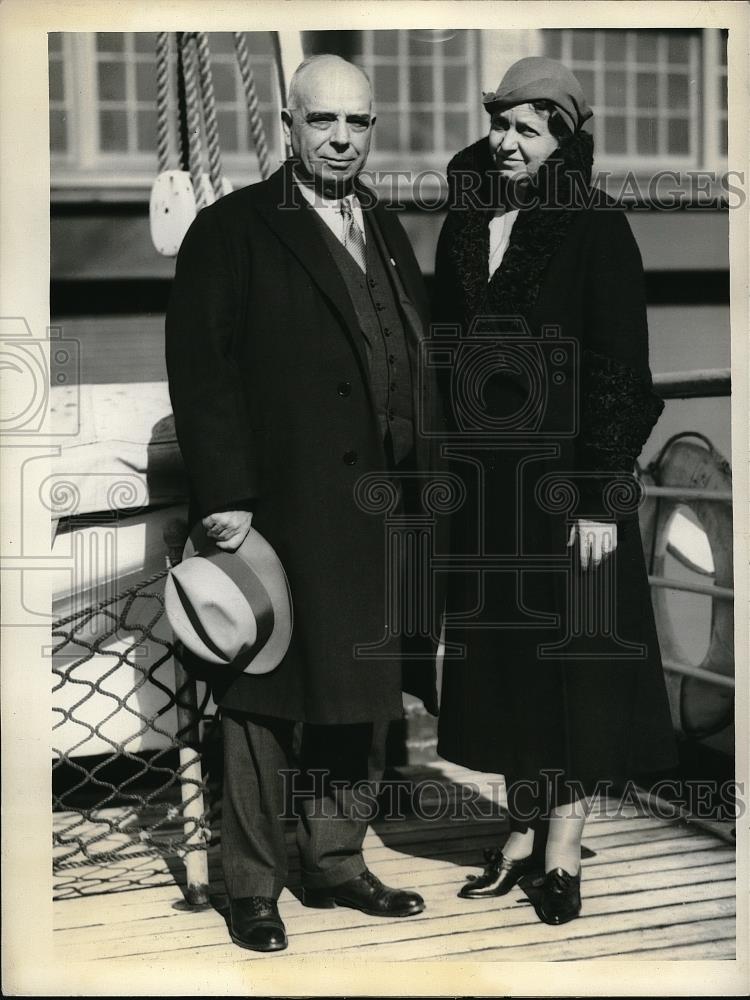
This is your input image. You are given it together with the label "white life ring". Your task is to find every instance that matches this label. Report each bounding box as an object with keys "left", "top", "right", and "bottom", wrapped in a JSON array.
[{"left": 640, "top": 436, "right": 733, "bottom": 739}]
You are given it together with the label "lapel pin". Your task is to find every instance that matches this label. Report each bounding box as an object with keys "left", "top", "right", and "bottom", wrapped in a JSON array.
[{"left": 390, "top": 257, "right": 397, "bottom": 267}]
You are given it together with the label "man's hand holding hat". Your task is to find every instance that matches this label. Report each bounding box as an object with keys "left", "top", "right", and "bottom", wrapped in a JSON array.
[{"left": 203, "top": 510, "right": 254, "bottom": 551}]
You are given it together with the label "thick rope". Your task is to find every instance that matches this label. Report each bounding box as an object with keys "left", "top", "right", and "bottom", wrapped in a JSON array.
[
  {"left": 155, "top": 32, "right": 172, "bottom": 173},
  {"left": 179, "top": 33, "right": 206, "bottom": 210},
  {"left": 195, "top": 32, "right": 225, "bottom": 199},
  {"left": 233, "top": 31, "right": 272, "bottom": 180}
]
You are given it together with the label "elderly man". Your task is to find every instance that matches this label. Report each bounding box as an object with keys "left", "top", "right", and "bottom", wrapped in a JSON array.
[{"left": 166, "top": 55, "right": 444, "bottom": 952}]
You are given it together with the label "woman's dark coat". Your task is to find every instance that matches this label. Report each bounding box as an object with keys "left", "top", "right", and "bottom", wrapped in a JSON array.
[
  {"left": 435, "top": 135, "right": 678, "bottom": 788},
  {"left": 166, "top": 161, "right": 444, "bottom": 725}
]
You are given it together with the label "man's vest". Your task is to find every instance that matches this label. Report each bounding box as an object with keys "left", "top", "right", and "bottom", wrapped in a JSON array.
[{"left": 314, "top": 212, "right": 414, "bottom": 466}]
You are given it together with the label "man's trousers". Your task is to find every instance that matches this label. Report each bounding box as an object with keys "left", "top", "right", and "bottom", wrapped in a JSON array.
[{"left": 221, "top": 710, "right": 389, "bottom": 900}]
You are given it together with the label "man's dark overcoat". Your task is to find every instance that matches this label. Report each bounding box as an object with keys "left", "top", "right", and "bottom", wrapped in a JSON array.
[
  {"left": 166, "top": 161, "right": 444, "bottom": 725},
  {"left": 434, "top": 135, "right": 678, "bottom": 788}
]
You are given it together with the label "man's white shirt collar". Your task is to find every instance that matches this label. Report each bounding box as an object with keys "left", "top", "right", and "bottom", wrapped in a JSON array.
[{"left": 294, "top": 175, "right": 366, "bottom": 247}]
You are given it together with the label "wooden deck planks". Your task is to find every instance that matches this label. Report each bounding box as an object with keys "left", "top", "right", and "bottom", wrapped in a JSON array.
[
  {"left": 53, "top": 772, "right": 736, "bottom": 963},
  {"left": 57, "top": 878, "right": 736, "bottom": 963},
  {"left": 53, "top": 860, "right": 736, "bottom": 947}
]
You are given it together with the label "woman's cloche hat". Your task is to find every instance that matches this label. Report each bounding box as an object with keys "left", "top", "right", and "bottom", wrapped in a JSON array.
[
  {"left": 164, "top": 522, "right": 293, "bottom": 675},
  {"left": 482, "top": 56, "right": 593, "bottom": 134}
]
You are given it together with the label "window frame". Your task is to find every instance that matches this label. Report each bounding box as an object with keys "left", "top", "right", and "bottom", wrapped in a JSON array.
[
  {"left": 547, "top": 28, "right": 702, "bottom": 172},
  {"left": 51, "top": 32, "right": 281, "bottom": 194},
  {"left": 50, "top": 28, "right": 730, "bottom": 202}
]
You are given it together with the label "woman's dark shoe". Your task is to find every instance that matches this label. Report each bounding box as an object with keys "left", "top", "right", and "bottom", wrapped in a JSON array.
[
  {"left": 229, "top": 896, "right": 288, "bottom": 951},
  {"left": 535, "top": 867, "right": 582, "bottom": 925},
  {"left": 459, "top": 847, "right": 540, "bottom": 899},
  {"left": 302, "top": 868, "right": 425, "bottom": 917}
]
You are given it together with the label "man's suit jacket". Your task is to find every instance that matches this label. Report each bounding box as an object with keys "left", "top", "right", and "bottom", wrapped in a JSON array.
[{"left": 166, "top": 160, "right": 446, "bottom": 724}]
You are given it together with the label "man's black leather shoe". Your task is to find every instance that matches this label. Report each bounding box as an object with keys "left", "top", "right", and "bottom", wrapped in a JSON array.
[
  {"left": 302, "top": 869, "right": 425, "bottom": 917},
  {"left": 459, "top": 847, "right": 541, "bottom": 899},
  {"left": 534, "top": 867, "right": 582, "bottom": 925},
  {"left": 229, "top": 896, "right": 288, "bottom": 951}
]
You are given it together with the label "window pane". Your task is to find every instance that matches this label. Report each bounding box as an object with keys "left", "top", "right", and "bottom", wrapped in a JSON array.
[
  {"left": 245, "top": 32, "right": 273, "bottom": 56},
  {"left": 49, "top": 109, "right": 67, "bottom": 152},
  {"left": 372, "top": 31, "right": 399, "bottom": 57},
  {"left": 373, "top": 63, "right": 400, "bottom": 105},
  {"left": 99, "top": 109, "right": 129, "bottom": 151},
  {"left": 133, "top": 32, "right": 157, "bottom": 54},
  {"left": 667, "top": 33, "right": 690, "bottom": 64},
  {"left": 719, "top": 118, "right": 728, "bottom": 156},
  {"left": 216, "top": 110, "right": 239, "bottom": 152},
  {"left": 211, "top": 62, "right": 237, "bottom": 103},
  {"left": 373, "top": 110, "right": 399, "bottom": 151},
  {"left": 135, "top": 61, "right": 157, "bottom": 102},
  {"left": 98, "top": 61, "right": 127, "bottom": 101},
  {"left": 719, "top": 29, "right": 727, "bottom": 66},
  {"left": 96, "top": 32, "right": 125, "bottom": 53},
  {"left": 410, "top": 110, "right": 434, "bottom": 151},
  {"left": 719, "top": 73, "right": 727, "bottom": 112},
  {"left": 574, "top": 70, "right": 595, "bottom": 103},
  {"left": 259, "top": 111, "right": 278, "bottom": 150},
  {"left": 49, "top": 60, "right": 64, "bottom": 100},
  {"left": 348, "top": 32, "right": 364, "bottom": 56},
  {"left": 604, "top": 70, "right": 626, "bottom": 108},
  {"left": 136, "top": 108, "right": 157, "bottom": 151},
  {"left": 443, "top": 64, "right": 468, "bottom": 105},
  {"left": 48, "top": 32, "right": 63, "bottom": 54},
  {"left": 635, "top": 31, "right": 658, "bottom": 62},
  {"left": 667, "top": 118, "right": 689, "bottom": 154},
  {"left": 667, "top": 73, "right": 689, "bottom": 108},
  {"left": 603, "top": 115, "right": 627, "bottom": 153},
  {"left": 409, "top": 64, "right": 433, "bottom": 105},
  {"left": 603, "top": 31, "right": 626, "bottom": 61},
  {"left": 442, "top": 31, "right": 467, "bottom": 57},
  {"left": 542, "top": 31, "right": 562, "bottom": 59},
  {"left": 409, "top": 30, "right": 442, "bottom": 57},
  {"left": 253, "top": 64, "right": 275, "bottom": 105},
  {"left": 636, "top": 72, "right": 658, "bottom": 108},
  {"left": 209, "top": 33, "right": 236, "bottom": 55},
  {"left": 571, "top": 30, "right": 595, "bottom": 61},
  {"left": 636, "top": 118, "right": 658, "bottom": 154},
  {"left": 444, "top": 110, "right": 470, "bottom": 152}
]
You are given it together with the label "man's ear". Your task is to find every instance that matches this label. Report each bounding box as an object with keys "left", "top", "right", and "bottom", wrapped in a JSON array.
[{"left": 281, "top": 108, "right": 293, "bottom": 149}]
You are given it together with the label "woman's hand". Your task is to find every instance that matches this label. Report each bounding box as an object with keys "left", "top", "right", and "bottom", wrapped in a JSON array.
[
  {"left": 202, "top": 510, "right": 253, "bottom": 551},
  {"left": 567, "top": 519, "right": 617, "bottom": 570}
]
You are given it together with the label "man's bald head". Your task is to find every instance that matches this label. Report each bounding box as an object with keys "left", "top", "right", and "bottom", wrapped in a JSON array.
[
  {"left": 287, "top": 55, "right": 372, "bottom": 113},
  {"left": 282, "top": 54, "right": 376, "bottom": 196}
]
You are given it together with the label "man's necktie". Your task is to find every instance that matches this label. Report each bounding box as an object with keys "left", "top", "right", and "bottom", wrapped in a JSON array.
[{"left": 339, "top": 198, "right": 367, "bottom": 273}]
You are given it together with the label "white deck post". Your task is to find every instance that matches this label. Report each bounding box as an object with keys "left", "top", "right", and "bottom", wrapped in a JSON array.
[{"left": 165, "top": 519, "right": 211, "bottom": 907}]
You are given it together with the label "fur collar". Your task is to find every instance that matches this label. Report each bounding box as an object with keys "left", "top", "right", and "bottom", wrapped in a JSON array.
[{"left": 445, "top": 131, "right": 599, "bottom": 324}]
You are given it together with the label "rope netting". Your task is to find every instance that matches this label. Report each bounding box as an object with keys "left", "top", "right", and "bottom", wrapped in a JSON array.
[{"left": 52, "top": 567, "right": 221, "bottom": 900}]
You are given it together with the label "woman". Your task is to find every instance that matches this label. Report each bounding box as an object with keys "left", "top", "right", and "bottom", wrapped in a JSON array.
[{"left": 435, "top": 57, "right": 678, "bottom": 925}]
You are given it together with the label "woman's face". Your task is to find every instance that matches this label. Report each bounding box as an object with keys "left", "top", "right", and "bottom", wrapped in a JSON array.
[{"left": 487, "top": 103, "right": 559, "bottom": 183}]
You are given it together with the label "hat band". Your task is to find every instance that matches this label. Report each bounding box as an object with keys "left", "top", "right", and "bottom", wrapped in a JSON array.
[
  {"left": 209, "top": 548, "right": 276, "bottom": 667},
  {"left": 178, "top": 547, "right": 276, "bottom": 667}
]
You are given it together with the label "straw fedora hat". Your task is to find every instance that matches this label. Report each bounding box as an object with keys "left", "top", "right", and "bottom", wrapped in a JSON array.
[{"left": 164, "top": 523, "right": 292, "bottom": 675}]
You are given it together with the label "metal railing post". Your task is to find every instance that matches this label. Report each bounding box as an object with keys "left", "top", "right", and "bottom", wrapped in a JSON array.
[{"left": 165, "top": 518, "right": 211, "bottom": 908}]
